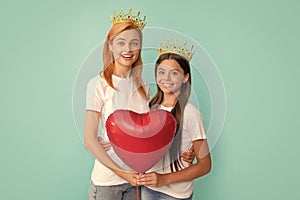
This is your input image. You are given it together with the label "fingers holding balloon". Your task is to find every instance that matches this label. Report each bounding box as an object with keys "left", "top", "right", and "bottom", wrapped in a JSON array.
[
  {"left": 137, "top": 172, "right": 165, "bottom": 187},
  {"left": 97, "top": 136, "right": 112, "bottom": 151},
  {"left": 181, "top": 145, "right": 195, "bottom": 164},
  {"left": 115, "top": 170, "right": 140, "bottom": 186}
]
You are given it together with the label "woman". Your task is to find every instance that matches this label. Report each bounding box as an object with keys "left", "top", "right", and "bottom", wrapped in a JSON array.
[
  {"left": 84, "top": 9, "right": 150, "bottom": 200},
  {"left": 138, "top": 40, "right": 212, "bottom": 199}
]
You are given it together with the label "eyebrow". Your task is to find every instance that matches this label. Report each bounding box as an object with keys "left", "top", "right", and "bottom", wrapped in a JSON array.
[
  {"left": 115, "top": 38, "right": 140, "bottom": 42},
  {"left": 116, "top": 38, "right": 126, "bottom": 41},
  {"left": 158, "top": 66, "right": 180, "bottom": 72},
  {"left": 157, "top": 66, "right": 166, "bottom": 71}
]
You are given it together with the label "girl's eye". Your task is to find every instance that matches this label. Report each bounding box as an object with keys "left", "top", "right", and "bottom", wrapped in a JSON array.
[
  {"left": 171, "top": 71, "right": 179, "bottom": 76},
  {"left": 158, "top": 71, "right": 164, "bottom": 75}
]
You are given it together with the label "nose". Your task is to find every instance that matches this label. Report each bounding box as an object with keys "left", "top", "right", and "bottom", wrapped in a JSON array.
[
  {"left": 123, "top": 43, "right": 131, "bottom": 52},
  {"left": 162, "top": 72, "right": 171, "bottom": 80}
]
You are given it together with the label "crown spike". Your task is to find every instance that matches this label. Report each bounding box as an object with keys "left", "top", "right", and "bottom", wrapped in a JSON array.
[
  {"left": 158, "top": 40, "right": 194, "bottom": 61},
  {"left": 111, "top": 8, "right": 146, "bottom": 29}
]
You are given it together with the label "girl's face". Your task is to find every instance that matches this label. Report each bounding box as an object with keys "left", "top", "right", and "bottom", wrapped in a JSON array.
[
  {"left": 109, "top": 29, "right": 141, "bottom": 68},
  {"left": 156, "top": 59, "right": 189, "bottom": 96}
]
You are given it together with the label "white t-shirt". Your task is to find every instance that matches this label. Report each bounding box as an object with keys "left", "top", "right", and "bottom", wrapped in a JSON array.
[
  {"left": 86, "top": 73, "right": 150, "bottom": 186},
  {"left": 146, "top": 102, "right": 207, "bottom": 198}
]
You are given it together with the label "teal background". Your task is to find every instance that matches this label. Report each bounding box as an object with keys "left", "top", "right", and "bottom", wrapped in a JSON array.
[{"left": 1, "top": 0, "right": 299, "bottom": 199}]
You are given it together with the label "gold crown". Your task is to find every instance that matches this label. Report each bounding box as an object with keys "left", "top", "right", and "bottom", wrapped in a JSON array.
[
  {"left": 158, "top": 39, "right": 194, "bottom": 61},
  {"left": 111, "top": 8, "right": 146, "bottom": 29}
]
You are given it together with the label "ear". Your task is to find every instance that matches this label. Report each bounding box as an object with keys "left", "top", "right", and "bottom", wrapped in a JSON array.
[
  {"left": 109, "top": 42, "right": 113, "bottom": 52},
  {"left": 183, "top": 73, "right": 190, "bottom": 83}
]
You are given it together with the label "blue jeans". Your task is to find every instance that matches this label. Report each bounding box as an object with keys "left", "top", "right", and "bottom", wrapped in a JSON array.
[
  {"left": 88, "top": 181, "right": 138, "bottom": 200},
  {"left": 141, "top": 186, "right": 193, "bottom": 200}
]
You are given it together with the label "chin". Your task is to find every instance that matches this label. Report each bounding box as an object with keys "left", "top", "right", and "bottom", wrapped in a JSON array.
[
  {"left": 121, "top": 62, "right": 135, "bottom": 68},
  {"left": 115, "top": 59, "right": 134, "bottom": 68},
  {"left": 161, "top": 88, "right": 174, "bottom": 95}
]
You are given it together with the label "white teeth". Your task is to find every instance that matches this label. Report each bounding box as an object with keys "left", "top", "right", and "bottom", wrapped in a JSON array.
[
  {"left": 121, "top": 54, "right": 133, "bottom": 58},
  {"left": 162, "top": 83, "right": 173, "bottom": 87}
]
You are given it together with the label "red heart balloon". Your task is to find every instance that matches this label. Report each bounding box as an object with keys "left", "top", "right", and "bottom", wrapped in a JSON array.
[{"left": 106, "top": 109, "right": 176, "bottom": 173}]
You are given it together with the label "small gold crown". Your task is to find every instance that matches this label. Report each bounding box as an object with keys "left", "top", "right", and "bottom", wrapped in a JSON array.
[
  {"left": 158, "top": 39, "right": 194, "bottom": 61},
  {"left": 111, "top": 8, "right": 146, "bottom": 29}
]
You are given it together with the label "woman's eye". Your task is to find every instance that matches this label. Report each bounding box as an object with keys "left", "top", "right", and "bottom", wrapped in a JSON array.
[
  {"left": 117, "top": 41, "right": 125, "bottom": 46},
  {"left": 130, "top": 41, "right": 139, "bottom": 48}
]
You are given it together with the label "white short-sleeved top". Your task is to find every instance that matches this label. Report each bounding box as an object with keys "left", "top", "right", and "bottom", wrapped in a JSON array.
[
  {"left": 146, "top": 102, "right": 207, "bottom": 198},
  {"left": 86, "top": 73, "right": 150, "bottom": 186}
]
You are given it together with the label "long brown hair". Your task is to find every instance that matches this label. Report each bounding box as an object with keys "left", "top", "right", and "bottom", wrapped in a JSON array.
[
  {"left": 102, "top": 21, "right": 148, "bottom": 100},
  {"left": 149, "top": 53, "right": 192, "bottom": 172}
]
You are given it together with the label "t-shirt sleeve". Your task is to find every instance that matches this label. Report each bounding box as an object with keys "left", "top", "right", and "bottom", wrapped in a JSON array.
[
  {"left": 86, "top": 76, "right": 104, "bottom": 112},
  {"left": 185, "top": 104, "right": 207, "bottom": 141}
]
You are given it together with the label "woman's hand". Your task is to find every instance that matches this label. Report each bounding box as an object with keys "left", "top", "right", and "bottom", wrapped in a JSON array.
[
  {"left": 181, "top": 145, "right": 195, "bottom": 165},
  {"left": 97, "top": 137, "right": 111, "bottom": 151},
  {"left": 137, "top": 172, "right": 167, "bottom": 187},
  {"left": 114, "top": 170, "right": 140, "bottom": 186}
]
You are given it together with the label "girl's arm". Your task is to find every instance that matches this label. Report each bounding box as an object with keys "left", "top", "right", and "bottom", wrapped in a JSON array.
[
  {"left": 137, "top": 139, "right": 211, "bottom": 187},
  {"left": 181, "top": 145, "right": 195, "bottom": 164},
  {"left": 84, "top": 110, "right": 139, "bottom": 185}
]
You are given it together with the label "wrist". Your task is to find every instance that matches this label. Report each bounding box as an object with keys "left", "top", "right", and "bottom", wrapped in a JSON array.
[
  {"left": 110, "top": 168, "right": 124, "bottom": 178},
  {"left": 162, "top": 173, "right": 171, "bottom": 186}
]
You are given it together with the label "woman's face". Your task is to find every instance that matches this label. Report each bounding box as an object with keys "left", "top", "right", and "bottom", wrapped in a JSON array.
[
  {"left": 156, "top": 59, "right": 189, "bottom": 96},
  {"left": 109, "top": 29, "right": 141, "bottom": 68}
]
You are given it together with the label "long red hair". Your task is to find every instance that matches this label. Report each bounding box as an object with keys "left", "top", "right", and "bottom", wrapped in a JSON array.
[{"left": 102, "top": 21, "right": 148, "bottom": 100}]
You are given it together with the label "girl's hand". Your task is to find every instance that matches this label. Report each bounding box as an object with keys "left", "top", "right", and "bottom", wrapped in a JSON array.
[
  {"left": 137, "top": 172, "right": 167, "bottom": 187},
  {"left": 97, "top": 137, "right": 111, "bottom": 151},
  {"left": 181, "top": 145, "right": 195, "bottom": 165}
]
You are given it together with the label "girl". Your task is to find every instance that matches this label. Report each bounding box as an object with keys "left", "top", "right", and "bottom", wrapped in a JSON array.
[
  {"left": 138, "top": 41, "right": 212, "bottom": 200},
  {"left": 84, "top": 9, "right": 150, "bottom": 200}
]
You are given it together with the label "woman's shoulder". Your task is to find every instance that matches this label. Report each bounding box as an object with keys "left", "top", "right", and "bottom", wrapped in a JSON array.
[
  {"left": 140, "top": 78, "right": 149, "bottom": 87},
  {"left": 87, "top": 73, "right": 106, "bottom": 88},
  {"left": 88, "top": 74, "right": 100, "bottom": 82}
]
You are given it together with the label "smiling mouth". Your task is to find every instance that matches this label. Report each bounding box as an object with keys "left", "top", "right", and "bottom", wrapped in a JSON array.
[
  {"left": 121, "top": 54, "right": 133, "bottom": 59},
  {"left": 161, "top": 83, "right": 174, "bottom": 87}
]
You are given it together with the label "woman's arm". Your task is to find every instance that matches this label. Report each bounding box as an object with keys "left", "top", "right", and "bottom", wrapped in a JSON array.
[
  {"left": 137, "top": 139, "right": 211, "bottom": 187},
  {"left": 84, "top": 110, "right": 139, "bottom": 185}
]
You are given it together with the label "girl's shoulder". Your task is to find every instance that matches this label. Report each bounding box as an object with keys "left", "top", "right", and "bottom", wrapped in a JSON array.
[{"left": 184, "top": 102, "right": 204, "bottom": 119}]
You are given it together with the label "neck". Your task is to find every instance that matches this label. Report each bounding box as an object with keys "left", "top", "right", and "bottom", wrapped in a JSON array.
[
  {"left": 113, "top": 62, "right": 131, "bottom": 78},
  {"left": 162, "top": 93, "right": 177, "bottom": 107}
]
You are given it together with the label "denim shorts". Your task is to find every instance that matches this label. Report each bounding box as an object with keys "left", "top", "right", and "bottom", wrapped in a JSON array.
[
  {"left": 141, "top": 186, "right": 193, "bottom": 200},
  {"left": 88, "top": 181, "right": 139, "bottom": 200}
]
